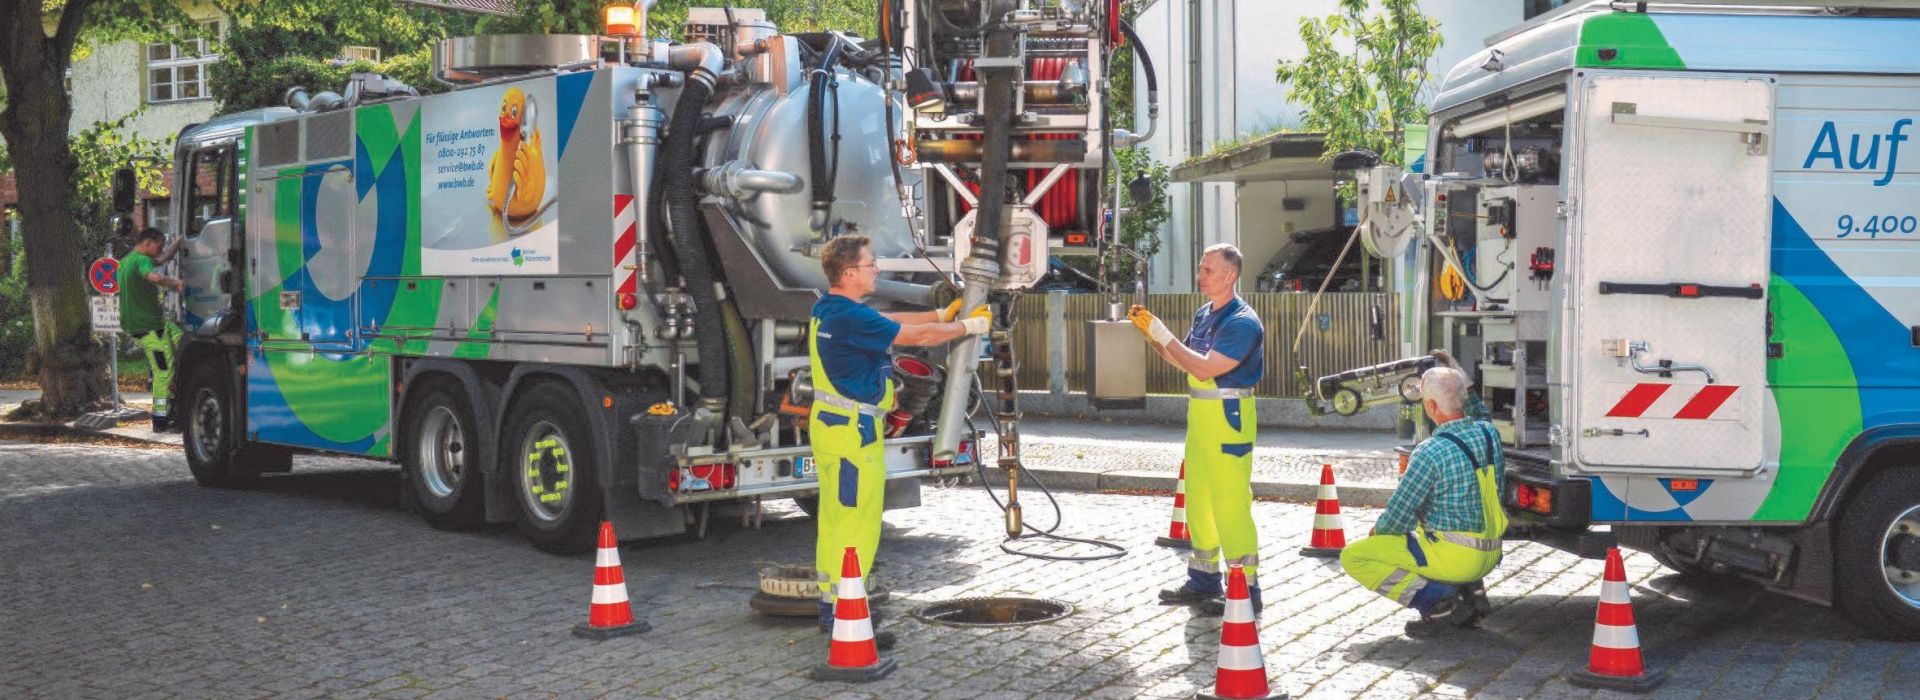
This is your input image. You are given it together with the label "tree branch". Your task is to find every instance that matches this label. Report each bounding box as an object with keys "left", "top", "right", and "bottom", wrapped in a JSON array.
[{"left": 53, "top": 0, "right": 101, "bottom": 57}]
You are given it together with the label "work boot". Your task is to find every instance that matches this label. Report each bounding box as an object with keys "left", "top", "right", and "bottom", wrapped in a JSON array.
[
  {"left": 1195, "top": 585, "right": 1263, "bottom": 618},
  {"left": 1157, "top": 569, "right": 1223, "bottom": 607},
  {"left": 1403, "top": 583, "right": 1480, "bottom": 638},
  {"left": 151, "top": 414, "right": 173, "bottom": 433},
  {"left": 1459, "top": 580, "right": 1493, "bottom": 618},
  {"left": 819, "top": 601, "right": 898, "bottom": 651}
]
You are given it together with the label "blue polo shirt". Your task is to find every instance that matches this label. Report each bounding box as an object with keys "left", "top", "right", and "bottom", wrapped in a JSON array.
[
  {"left": 1185, "top": 297, "right": 1265, "bottom": 389},
  {"left": 811, "top": 294, "right": 900, "bottom": 404}
]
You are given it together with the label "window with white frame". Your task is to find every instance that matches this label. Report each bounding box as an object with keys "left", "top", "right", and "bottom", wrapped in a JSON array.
[
  {"left": 146, "top": 19, "right": 223, "bottom": 104},
  {"left": 340, "top": 46, "right": 381, "bottom": 63}
]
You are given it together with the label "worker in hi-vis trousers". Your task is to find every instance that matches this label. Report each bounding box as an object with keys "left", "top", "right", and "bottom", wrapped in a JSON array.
[
  {"left": 117, "top": 227, "right": 186, "bottom": 432},
  {"left": 808, "top": 235, "right": 990, "bottom": 649},
  {"left": 1341, "top": 365, "right": 1507, "bottom": 636},
  {"left": 1129, "top": 243, "right": 1267, "bottom": 617}
]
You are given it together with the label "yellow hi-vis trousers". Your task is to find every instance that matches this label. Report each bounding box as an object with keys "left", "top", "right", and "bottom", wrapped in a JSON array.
[
  {"left": 134, "top": 322, "right": 184, "bottom": 417},
  {"left": 1184, "top": 376, "right": 1260, "bottom": 585},
  {"left": 1342, "top": 429, "right": 1507, "bottom": 606},
  {"left": 808, "top": 319, "right": 895, "bottom": 603}
]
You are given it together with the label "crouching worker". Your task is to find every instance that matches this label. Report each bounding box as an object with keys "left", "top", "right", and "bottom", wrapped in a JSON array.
[{"left": 1340, "top": 366, "right": 1505, "bottom": 636}]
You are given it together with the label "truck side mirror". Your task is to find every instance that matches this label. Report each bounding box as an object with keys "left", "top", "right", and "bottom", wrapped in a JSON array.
[{"left": 111, "top": 168, "right": 137, "bottom": 214}]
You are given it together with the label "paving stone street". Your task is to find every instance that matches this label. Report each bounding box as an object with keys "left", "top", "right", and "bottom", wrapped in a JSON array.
[{"left": 2, "top": 440, "right": 1915, "bottom": 699}]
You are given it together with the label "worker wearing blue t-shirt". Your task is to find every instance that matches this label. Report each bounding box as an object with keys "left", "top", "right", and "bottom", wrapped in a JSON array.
[
  {"left": 810, "top": 235, "right": 990, "bottom": 646},
  {"left": 1130, "top": 243, "right": 1268, "bottom": 616}
]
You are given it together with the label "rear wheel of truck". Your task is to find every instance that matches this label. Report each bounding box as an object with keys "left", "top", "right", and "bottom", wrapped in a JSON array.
[
  {"left": 402, "top": 379, "right": 486, "bottom": 531},
  {"left": 182, "top": 362, "right": 260, "bottom": 488},
  {"left": 1836, "top": 468, "right": 1920, "bottom": 640},
  {"left": 505, "top": 381, "right": 601, "bottom": 555}
]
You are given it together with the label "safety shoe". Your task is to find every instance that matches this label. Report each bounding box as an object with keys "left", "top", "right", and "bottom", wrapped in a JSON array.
[
  {"left": 1403, "top": 594, "right": 1480, "bottom": 638},
  {"left": 151, "top": 415, "right": 174, "bottom": 433},
  {"left": 1157, "top": 585, "right": 1219, "bottom": 607},
  {"left": 1459, "top": 580, "right": 1493, "bottom": 618}
]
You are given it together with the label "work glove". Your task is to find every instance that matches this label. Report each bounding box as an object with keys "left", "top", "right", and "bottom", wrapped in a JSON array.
[
  {"left": 1128, "top": 304, "right": 1175, "bottom": 346},
  {"left": 959, "top": 305, "right": 992, "bottom": 335},
  {"left": 938, "top": 298, "right": 965, "bottom": 322}
]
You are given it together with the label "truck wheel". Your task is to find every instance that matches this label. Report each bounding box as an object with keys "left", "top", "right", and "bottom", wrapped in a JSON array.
[
  {"left": 504, "top": 382, "right": 601, "bottom": 554},
  {"left": 1836, "top": 468, "right": 1920, "bottom": 640},
  {"left": 401, "top": 380, "right": 485, "bottom": 531},
  {"left": 182, "top": 362, "right": 258, "bottom": 488}
]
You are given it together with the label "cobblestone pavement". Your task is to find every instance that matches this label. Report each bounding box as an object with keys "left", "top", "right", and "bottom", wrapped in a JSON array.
[{"left": 2, "top": 440, "right": 1915, "bottom": 699}]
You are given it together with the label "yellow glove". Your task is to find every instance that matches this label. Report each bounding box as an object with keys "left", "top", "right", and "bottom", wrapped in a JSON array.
[
  {"left": 960, "top": 305, "right": 992, "bottom": 335},
  {"left": 1128, "top": 305, "right": 1174, "bottom": 346},
  {"left": 938, "top": 298, "right": 965, "bottom": 322}
]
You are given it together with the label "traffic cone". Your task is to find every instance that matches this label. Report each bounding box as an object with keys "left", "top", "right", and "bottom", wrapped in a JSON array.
[
  {"left": 1197, "top": 565, "right": 1285, "bottom": 700},
  {"left": 1156, "top": 460, "right": 1192, "bottom": 549},
  {"left": 810, "top": 547, "right": 897, "bottom": 682},
  {"left": 1298, "top": 464, "right": 1346, "bottom": 558},
  {"left": 572, "top": 521, "right": 649, "bottom": 639},
  {"left": 1568, "top": 547, "right": 1666, "bottom": 692}
]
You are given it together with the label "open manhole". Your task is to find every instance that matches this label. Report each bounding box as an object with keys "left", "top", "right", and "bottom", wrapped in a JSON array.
[{"left": 912, "top": 597, "right": 1073, "bottom": 628}]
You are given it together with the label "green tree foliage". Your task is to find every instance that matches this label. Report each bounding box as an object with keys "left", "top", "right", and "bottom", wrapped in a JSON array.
[
  {"left": 1273, "top": 0, "right": 1442, "bottom": 167},
  {"left": 1110, "top": 146, "right": 1168, "bottom": 272},
  {"left": 210, "top": 0, "right": 479, "bottom": 114}
]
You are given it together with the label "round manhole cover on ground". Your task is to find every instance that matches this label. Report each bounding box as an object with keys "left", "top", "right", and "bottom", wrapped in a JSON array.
[{"left": 912, "top": 597, "right": 1073, "bottom": 628}]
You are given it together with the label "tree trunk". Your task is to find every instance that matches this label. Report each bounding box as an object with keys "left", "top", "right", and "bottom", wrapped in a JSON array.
[{"left": 0, "top": 59, "right": 110, "bottom": 420}]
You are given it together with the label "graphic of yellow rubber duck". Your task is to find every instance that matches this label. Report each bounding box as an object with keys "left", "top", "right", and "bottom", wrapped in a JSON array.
[{"left": 486, "top": 87, "right": 547, "bottom": 222}]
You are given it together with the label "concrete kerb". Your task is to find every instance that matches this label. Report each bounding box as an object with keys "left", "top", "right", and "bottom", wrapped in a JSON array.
[{"left": 977, "top": 465, "right": 1396, "bottom": 509}]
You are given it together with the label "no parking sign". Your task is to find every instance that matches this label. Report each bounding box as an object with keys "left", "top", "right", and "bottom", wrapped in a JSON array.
[{"left": 89, "top": 257, "right": 119, "bottom": 295}]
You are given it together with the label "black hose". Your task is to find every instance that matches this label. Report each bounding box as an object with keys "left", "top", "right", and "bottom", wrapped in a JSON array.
[
  {"left": 662, "top": 67, "right": 730, "bottom": 413},
  {"left": 965, "top": 380, "right": 1125, "bottom": 562},
  {"left": 646, "top": 116, "right": 732, "bottom": 286},
  {"left": 1117, "top": 19, "right": 1157, "bottom": 118},
  {"left": 808, "top": 37, "right": 848, "bottom": 232}
]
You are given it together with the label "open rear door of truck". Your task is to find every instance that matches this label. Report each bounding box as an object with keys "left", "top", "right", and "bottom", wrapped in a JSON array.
[{"left": 1568, "top": 73, "right": 1774, "bottom": 476}]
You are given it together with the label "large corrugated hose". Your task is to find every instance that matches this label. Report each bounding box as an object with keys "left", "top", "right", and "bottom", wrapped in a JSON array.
[{"left": 663, "top": 67, "right": 730, "bottom": 416}]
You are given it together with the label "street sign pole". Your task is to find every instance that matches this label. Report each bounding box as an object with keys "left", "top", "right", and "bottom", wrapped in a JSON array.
[{"left": 77, "top": 233, "right": 144, "bottom": 430}]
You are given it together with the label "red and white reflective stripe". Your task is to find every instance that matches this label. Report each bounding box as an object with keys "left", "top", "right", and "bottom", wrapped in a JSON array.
[
  {"left": 1600, "top": 579, "right": 1632, "bottom": 606},
  {"left": 1214, "top": 642, "right": 1264, "bottom": 671},
  {"left": 1603, "top": 382, "right": 1741, "bottom": 420},
  {"left": 1171, "top": 506, "right": 1187, "bottom": 519},
  {"left": 1223, "top": 598, "right": 1257, "bottom": 624},
  {"left": 1317, "top": 482, "right": 1338, "bottom": 500},
  {"left": 836, "top": 576, "right": 868, "bottom": 602},
  {"left": 591, "top": 583, "right": 629, "bottom": 605},
  {"left": 1313, "top": 513, "right": 1342, "bottom": 530},
  {"left": 596, "top": 547, "right": 620, "bottom": 568},
  {"left": 831, "top": 616, "right": 874, "bottom": 643},
  {"left": 612, "top": 194, "right": 639, "bottom": 294},
  {"left": 1590, "top": 621, "right": 1641, "bottom": 650}
]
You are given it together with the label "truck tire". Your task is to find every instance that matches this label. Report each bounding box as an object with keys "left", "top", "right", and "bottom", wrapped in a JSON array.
[
  {"left": 1836, "top": 468, "right": 1920, "bottom": 640},
  {"left": 503, "top": 381, "right": 601, "bottom": 554},
  {"left": 401, "top": 380, "right": 485, "bottom": 531},
  {"left": 181, "top": 361, "right": 258, "bottom": 488}
]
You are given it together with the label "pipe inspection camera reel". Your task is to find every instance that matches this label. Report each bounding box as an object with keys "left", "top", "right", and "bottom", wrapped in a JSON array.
[{"left": 1305, "top": 355, "right": 1438, "bottom": 417}]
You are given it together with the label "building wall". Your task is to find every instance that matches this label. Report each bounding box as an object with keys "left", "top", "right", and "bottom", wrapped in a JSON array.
[
  {"left": 69, "top": 40, "right": 222, "bottom": 141},
  {"left": 1236, "top": 179, "right": 1338, "bottom": 292},
  {"left": 1134, "top": 0, "right": 1524, "bottom": 292}
]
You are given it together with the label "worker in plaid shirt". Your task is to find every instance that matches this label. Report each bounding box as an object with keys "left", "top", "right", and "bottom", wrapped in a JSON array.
[{"left": 1341, "top": 366, "right": 1507, "bottom": 637}]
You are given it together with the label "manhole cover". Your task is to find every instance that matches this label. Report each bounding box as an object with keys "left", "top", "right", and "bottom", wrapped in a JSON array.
[{"left": 912, "top": 597, "right": 1073, "bottom": 627}]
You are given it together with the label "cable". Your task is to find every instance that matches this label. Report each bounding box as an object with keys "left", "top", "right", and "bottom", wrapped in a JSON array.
[{"left": 964, "top": 378, "right": 1125, "bottom": 561}]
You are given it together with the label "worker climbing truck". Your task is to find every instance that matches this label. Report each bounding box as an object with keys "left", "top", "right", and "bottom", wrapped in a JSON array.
[
  {"left": 1313, "top": 0, "right": 1920, "bottom": 637},
  {"left": 142, "top": 2, "right": 1150, "bottom": 554}
]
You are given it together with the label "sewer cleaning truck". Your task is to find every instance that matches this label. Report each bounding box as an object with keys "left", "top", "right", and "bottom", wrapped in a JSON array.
[
  {"left": 1307, "top": 0, "right": 1920, "bottom": 638},
  {"left": 132, "top": 1, "right": 1153, "bottom": 554}
]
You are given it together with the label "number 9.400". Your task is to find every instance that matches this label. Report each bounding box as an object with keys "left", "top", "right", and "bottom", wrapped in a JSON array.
[{"left": 1838, "top": 214, "right": 1920, "bottom": 239}]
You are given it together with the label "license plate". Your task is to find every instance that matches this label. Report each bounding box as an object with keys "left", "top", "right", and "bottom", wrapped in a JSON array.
[{"left": 796, "top": 456, "right": 816, "bottom": 478}]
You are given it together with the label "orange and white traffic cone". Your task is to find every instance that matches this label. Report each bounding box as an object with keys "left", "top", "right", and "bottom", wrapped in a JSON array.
[
  {"left": 1569, "top": 547, "right": 1665, "bottom": 692},
  {"left": 1197, "top": 565, "right": 1285, "bottom": 699},
  {"left": 1298, "top": 464, "right": 1346, "bottom": 558},
  {"left": 1156, "top": 460, "right": 1193, "bottom": 549},
  {"left": 810, "top": 547, "right": 897, "bottom": 682},
  {"left": 572, "top": 521, "right": 649, "bottom": 639}
]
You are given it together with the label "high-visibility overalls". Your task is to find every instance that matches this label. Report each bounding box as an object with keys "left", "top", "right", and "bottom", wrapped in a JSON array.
[
  {"left": 1184, "top": 375, "right": 1260, "bottom": 588},
  {"left": 1340, "top": 423, "right": 1508, "bottom": 607},
  {"left": 135, "top": 322, "right": 185, "bottom": 417},
  {"left": 809, "top": 317, "right": 896, "bottom": 604}
]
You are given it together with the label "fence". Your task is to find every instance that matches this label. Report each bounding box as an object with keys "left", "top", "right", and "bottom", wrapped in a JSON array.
[{"left": 1006, "top": 292, "right": 1402, "bottom": 398}]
